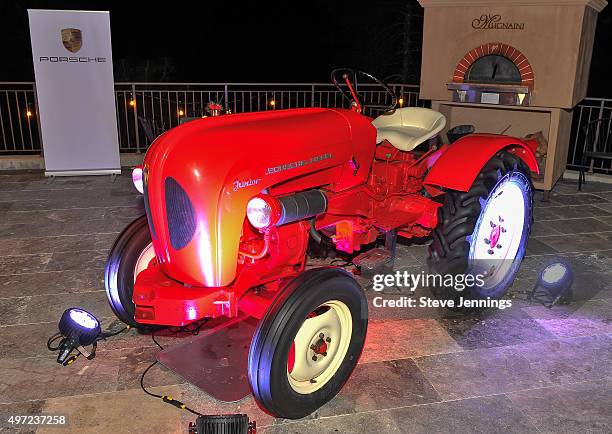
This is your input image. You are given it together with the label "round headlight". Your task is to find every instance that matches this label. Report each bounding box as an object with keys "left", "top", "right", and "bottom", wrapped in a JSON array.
[{"left": 247, "top": 197, "right": 274, "bottom": 229}]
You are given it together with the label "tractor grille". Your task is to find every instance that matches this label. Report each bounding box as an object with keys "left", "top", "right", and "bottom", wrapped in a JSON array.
[{"left": 165, "top": 177, "right": 196, "bottom": 250}]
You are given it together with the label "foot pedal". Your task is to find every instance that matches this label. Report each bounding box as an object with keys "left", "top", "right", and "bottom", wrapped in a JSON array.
[{"left": 353, "top": 248, "right": 394, "bottom": 274}]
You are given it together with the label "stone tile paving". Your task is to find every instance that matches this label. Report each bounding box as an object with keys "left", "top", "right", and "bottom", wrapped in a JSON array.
[{"left": 0, "top": 171, "right": 610, "bottom": 433}]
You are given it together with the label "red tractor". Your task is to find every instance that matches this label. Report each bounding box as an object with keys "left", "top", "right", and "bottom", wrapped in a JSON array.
[{"left": 105, "top": 69, "right": 538, "bottom": 419}]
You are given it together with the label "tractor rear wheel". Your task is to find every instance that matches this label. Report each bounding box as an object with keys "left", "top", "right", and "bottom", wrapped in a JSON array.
[
  {"left": 428, "top": 150, "right": 533, "bottom": 308},
  {"left": 248, "top": 268, "right": 367, "bottom": 419},
  {"left": 104, "top": 215, "right": 161, "bottom": 329}
]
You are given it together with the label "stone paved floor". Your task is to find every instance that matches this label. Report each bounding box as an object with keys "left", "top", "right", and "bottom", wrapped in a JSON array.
[{"left": 0, "top": 171, "right": 611, "bottom": 434}]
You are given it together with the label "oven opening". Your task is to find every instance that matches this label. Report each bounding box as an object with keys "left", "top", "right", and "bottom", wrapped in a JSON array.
[{"left": 465, "top": 55, "right": 522, "bottom": 85}]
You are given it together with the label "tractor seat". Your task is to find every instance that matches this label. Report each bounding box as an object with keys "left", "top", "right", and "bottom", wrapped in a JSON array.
[{"left": 372, "top": 107, "right": 447, "bottom": 151}]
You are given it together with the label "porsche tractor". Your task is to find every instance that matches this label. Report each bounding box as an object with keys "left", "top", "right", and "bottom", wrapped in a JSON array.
[{"left": 105, "top": 69, "right": 537, "bottom": 419}]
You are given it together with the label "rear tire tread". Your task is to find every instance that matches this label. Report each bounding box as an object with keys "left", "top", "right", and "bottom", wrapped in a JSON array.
[{"left": 428, "top": 151, "right": 533, "bottom": 305}]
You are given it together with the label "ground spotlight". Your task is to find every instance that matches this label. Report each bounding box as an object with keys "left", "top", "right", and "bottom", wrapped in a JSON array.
[
  {"left": 189, "top": 414, "right": 256, "bottom": 434},
  {"left": 47, "top": 308, "right": 127, "bottom": 366},
  {"left": 48, "top": 308, "right": 101, "bottom": 365},
  {"left": 530, "top": 260, "right": 574, "bottom": 308}
]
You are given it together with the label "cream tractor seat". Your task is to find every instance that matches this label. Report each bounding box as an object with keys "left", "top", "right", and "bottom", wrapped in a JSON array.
[{"left": 372, "top": 107, "right": 447, "bottom": 151}]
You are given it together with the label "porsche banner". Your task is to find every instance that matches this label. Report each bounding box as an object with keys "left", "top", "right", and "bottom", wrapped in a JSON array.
[{"left": 28, "top": 10, "right": 120, "bottom": 176}]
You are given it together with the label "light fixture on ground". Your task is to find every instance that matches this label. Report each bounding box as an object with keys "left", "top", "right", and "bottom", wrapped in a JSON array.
[
  {"left": 47, "top": 308, "right": 101, "bottom": 365},
  {"left": 188, "top": 414, "right": 256, "bottom": 434},
  {"left": 47, "top": 308, "right": 128, "bottom": 365},
  {"left": 530, "top": 260, "right": 574, "bottom": 308}
]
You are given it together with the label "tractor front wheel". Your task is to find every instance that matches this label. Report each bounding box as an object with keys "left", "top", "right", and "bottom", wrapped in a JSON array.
[
  {"left": 428, "top": 150, "right": 533, "bottom": 307},
  {"left": 248, "top": 268, "right": 367, "bottom": 419},
  {"left": 104, "top": 215, "right": 159, "bottom": 329}
]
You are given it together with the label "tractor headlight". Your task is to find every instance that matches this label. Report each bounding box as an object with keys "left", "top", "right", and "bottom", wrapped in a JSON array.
[
  {"left": 247, "top": 196, "right": 277, "bottom": 229},
  {"left": 132, "top": 166, "right": 144, "bottom": 194}
]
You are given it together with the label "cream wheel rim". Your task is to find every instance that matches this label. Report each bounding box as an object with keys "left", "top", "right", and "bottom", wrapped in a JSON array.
[
  {"left": 287, "top": 300, "right": 353, "bottom": 394},
  {"left": 469, "top": 173, "right": 527, "bottom": 289},
  {"left": 134, "top": 242, "right": 155, "bottom": 284}
]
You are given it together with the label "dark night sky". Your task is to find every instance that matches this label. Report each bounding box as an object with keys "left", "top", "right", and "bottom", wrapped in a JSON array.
[{"left": 1, "top": 0, "right": 611, "bottom": 97}]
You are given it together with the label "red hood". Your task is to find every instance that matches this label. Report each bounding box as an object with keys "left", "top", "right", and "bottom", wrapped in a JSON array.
[{"left": 143, "top": 108, "right": 376, "bottom": 287}]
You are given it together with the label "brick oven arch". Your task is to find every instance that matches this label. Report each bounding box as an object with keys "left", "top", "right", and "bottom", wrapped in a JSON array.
[{"left": 452, "top": 42, "right": 534, "bottom": 87}]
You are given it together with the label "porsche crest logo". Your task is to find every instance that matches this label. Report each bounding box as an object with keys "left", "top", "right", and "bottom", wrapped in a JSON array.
[{"left": 61, "top": 28, "right": 82, "bottom": 53}]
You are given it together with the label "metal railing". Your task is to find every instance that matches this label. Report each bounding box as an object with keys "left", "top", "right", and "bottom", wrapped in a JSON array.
[
  {"left": 114, "top": 82, "right": 424, "bottom": 153},
  {"left": 0, "top": 83, "right": 41, "bottom": 154},
  {"left": 0, "top": 82, "right": 422, "bottom": 155},
  {"left": 1, "top": 81, "right": 610, "bottom": 173},
  {"left": 567, "top": 97, "right": 612, "bottom": 172}
]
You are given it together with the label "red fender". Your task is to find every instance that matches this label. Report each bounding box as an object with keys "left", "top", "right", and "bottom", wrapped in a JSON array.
[{"left": 424, "top": 134, "right": 539, "bottom": 192}]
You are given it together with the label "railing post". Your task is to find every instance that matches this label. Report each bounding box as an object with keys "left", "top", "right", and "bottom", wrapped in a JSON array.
[
  {"left": 32, "top": 82, "right": 44, "bottom": 156},
  {"left": 589, "top": 99, "right": 607, "bottom": 173},
  {"left": 311, "top": 84, "right": 315, "bottom": 107},
  {"left": 224, "top": 84, "right": 229, "bottom": 111},
  {"left": 132, "top": 83, "right": 140, "bottom": 153}
]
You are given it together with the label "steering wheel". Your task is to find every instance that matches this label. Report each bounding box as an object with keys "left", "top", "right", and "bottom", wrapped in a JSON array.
[{"left": 331, "top": 68, "right": 398, "bottom": 113}]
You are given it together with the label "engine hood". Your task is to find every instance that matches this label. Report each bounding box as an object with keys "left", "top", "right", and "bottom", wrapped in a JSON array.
[{"left": 143, "top": 108, "right": 375, "bottom": 287}]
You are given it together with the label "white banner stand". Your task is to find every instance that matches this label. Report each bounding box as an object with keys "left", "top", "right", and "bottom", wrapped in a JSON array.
[{"left": 28, "top": 10, "right": 121, "bottom": 176}]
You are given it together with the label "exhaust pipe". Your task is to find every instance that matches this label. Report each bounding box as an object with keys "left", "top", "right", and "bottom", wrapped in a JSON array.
[{"left": 277, "top": 189, "right": 328, "bottom": 226}]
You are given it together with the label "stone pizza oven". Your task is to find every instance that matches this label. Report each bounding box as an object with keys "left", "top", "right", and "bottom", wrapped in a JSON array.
[
  {"left": 417, "top": 0, "right": 607, "bottom": 193},
  {"left": 449, "top": 42, "right": 534, "bottom": 106}
]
